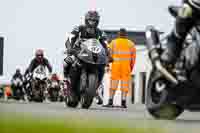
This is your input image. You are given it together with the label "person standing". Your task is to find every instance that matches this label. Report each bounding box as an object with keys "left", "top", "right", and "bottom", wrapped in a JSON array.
[{"left": 104, "top": 28, "right": 136, "bottom": 108}]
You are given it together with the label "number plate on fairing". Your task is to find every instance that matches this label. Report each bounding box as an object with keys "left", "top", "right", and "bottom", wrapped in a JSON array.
[{"left": 88, "top": 45, "right": 101, "bottom": 54}]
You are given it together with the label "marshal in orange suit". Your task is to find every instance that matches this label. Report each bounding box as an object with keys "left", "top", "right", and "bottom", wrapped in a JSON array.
[{"left": 104, "top": 28, "right": 136, "bottom": 108}]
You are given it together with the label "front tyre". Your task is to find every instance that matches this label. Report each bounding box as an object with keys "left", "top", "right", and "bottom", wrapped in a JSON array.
[
  {"left": 147, "top": 104, "right": 184, "bottom": 120},
  {"left": 146, "top": 70, "right": 184, "bottom": 120},
  {"left": 50, "top": 90, "right": 58, "bottom": 102},
  {"left": 65, "top": 91, "right": 79, "bottom": 108},
  {"left": 81, "top": 73, "right": 98, "bottom": 109}
]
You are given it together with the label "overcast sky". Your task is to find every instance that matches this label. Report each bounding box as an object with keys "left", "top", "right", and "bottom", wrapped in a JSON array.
[{"left": 0, "top": 0, "right": 181, "bottom": 78}]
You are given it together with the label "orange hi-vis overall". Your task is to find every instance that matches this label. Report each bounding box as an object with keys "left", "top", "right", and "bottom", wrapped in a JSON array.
[{"left": 109, "top": 38, "right": 136, "bottom": 92}]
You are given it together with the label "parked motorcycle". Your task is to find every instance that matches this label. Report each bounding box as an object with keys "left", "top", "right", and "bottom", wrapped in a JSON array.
[
  {"left": 145, "top": 5, "right": 200, "bottom": 120},
  {"left": 64, "top": 38, "right": 107, "bottom": 109},
  {"left": 31, "top": 65, "right": 48, "bottom": 102}
]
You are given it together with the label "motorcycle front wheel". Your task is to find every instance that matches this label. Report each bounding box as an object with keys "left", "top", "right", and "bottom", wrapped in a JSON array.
[
  {"left": 80, "top": 73, "right": 98, "bottom": 109},
  {"left": 146, "top": 70, "right": 184, "bottom": 120},
  {"left": 65, "top": 91, "right": 79, "bottom": 108}
]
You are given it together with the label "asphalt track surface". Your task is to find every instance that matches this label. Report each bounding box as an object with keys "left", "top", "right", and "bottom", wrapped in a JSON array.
[{"left": 0, "top": 100, "right": 200, "bottom": 133}]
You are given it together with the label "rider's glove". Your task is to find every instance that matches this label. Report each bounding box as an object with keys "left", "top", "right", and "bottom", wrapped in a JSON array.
[{"left": 64, "top": 55, "right": 75, "bottom": 64}]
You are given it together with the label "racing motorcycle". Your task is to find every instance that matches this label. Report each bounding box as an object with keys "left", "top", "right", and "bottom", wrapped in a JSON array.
[
  {"left": 31, "top": 65, "right": 48, "bottom": 102},
  {"left": 58, "top": 80, "right": 67, "bottom": 102},
  {"left": 48, "top": 78, "right": 60, "bottom": 102},
  {"left": 0, "top": 87, "right": 3, "bottom": 98},
  {"left": 11, "top": 77, "right": 24, "bottom": 100},
  {"left": 145, "top": 5, "right": 200, "bottom": 120},
  {"left": 23, "top": 72, "right": 33, "bottom": 101},
  {"left": 64, "top": 38, "right": 107, "bottom": 109}
]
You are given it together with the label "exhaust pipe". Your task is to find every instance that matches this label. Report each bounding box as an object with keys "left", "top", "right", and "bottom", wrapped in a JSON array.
[
  {"left": 145, "top": 26, "right": 178, "bottom": 85},
  {"left": 155, "top": 60, "right": 178, "bottom": 85}
]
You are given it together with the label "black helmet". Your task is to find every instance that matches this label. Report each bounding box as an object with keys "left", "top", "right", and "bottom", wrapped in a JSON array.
[
  {"left": 85, "top": 10, "right": 100, "bottom": 28},
  {"left": 189, "top": 0, "right": 200, "bottom": 9},
  {"left": 16, "top": 68, "right": 21, "bottom": 74}
]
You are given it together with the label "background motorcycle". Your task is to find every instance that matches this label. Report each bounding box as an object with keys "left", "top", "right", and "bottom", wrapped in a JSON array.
[
  {"left": 31, "top": 65, "right": 48, "bottom": 102},
  {"left": 58, "top": 80, "right": 67, "bottom": 102},
  {"left": 11, "top": 77, "right": 25, "bottom": 100},
  {"left": 48, "top": 79, "right": 60, "bottom": 102},
  {"left": 145, "top": 5, "right": 200, "bottom": 120},
  {"left": 23, "top": 73, "right": 33, "bottom": 101},
  {"left": 64, "top": 38, "right": 107, "bottom": 109},
  {"left": 0, "top": 87, "right": 3, "bottom": 98}
]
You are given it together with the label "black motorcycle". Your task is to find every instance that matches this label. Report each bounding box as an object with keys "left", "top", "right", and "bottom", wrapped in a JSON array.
[
  {"left": 64, "top": 38, "right": 107, "bottom": 109},
  {"left": 0, "top": 87, "right": 3, "bottom": 98},
  {"left": 11, "top": 77, "right": 25, "bottom": 100},
  {"left": 23, "top": 73, "right": 33, "bottom": 101},
  {"left": 145, "top": 6, "right": 200, "bottom": 120}
]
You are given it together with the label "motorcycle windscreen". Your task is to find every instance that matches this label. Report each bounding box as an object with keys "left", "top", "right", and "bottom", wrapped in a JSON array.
[
  {"left": 33, "top": 65, "right": 47, "bottom": 80},
  {"left": 77, "top": 39, "right": 107, "bottom": 65},
  {"left": 12, "top": 78, "right": 23, "bottom": 86}
]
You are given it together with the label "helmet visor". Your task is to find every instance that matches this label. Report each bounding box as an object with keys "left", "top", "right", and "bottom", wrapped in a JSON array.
[
  {"left": 36, "top": 54, "right": 43, "bottom": 59},
  {"left": 88, "top": 19, "right": 97, "bottom": 26}
]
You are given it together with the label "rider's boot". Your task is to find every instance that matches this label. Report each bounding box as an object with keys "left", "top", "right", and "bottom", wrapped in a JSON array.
[
  {"left": 121, "top": 100, "right": 127, "bottom": 108},
  {"left": 96, "top": 95, "right": 103, "bottom": 105}
]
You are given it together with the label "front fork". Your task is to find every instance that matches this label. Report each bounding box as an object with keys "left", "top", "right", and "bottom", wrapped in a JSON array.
[
  {"left": 145, "top": 26, "right": 179, "bottom": 85},
  {"left": 80, "top": 69, "right": 87, "bottom": 93},
  {"left": 42, "top": 83, "right": 49, "bottom": 100}
]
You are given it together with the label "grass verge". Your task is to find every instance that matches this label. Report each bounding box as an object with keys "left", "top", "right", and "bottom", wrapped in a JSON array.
[{"left": 0, "top": 112, "right": 165, "bottom": 133}]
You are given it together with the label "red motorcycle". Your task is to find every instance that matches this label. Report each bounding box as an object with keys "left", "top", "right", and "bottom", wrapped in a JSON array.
[{"left": 48, "top": 74, "right": 61, "bottom": 102}]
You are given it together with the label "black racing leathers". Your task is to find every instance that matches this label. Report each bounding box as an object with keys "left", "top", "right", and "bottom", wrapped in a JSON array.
[
  {"left": 64, "top": 25, "right": 108, "bottom": 82},
  {"left": 65, "top": 25, "right": 108, "bottom": 55},
  {"left": 27, "top": 58, "right": 52, "bottom": 73},
  {"left": 12, "top": 73, "right": 23, "bottom": 81}
]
